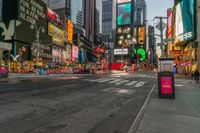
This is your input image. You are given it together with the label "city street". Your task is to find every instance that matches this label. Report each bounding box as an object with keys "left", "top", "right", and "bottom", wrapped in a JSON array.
[{"left": 0, "top": 71, "right": 156, "bottom": 133}]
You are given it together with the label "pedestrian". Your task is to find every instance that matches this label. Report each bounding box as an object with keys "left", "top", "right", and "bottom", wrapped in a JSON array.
[{"left": 194, "top": 69, "right": 199, "bottom": 83}]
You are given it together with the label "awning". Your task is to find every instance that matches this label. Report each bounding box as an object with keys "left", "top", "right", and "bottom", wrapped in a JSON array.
[{"left": 0, "top": 42, "right": 12, "bottom": 50}]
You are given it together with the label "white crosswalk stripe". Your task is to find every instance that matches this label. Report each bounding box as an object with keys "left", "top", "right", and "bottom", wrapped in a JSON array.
[
  {"left": 125, "top": 81, "right": 138, "bottom": 86},
  {"left": 98, "top": 78, "right": 114, "bottom": 83},
  {"left": 82, "top": 78, "right": 147, "bottom": 88},
  {"left": 115, "top": 80, "right": 129, "bottom": 85},
  {"left": 109, "top": 79, "right": 123, "bottom": 84}
]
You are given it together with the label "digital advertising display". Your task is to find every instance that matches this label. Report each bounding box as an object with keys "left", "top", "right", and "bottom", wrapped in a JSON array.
[
  {"left": 175, "top": 0, "right": 195, "bottom": 44},
  {"left": 67, "top": 19, "right": 73, "bottom": 44},
  {"left": 117, "top": 3, "right": 131, "bottom": 26},
  {"left": 48, "top": 22, "right": 64, "bottom": 46},
  {"left": 167, "top": 9, "right": 173, "bottom": 39},
  {"left": 160, "top": 76, "right": 173, "bottom": 95},
  {"left": 117, "top": 0, "right": 131, "bottom": 4},
  {"left": 138, "top": 26, "right": 145, "bottom": 45}
]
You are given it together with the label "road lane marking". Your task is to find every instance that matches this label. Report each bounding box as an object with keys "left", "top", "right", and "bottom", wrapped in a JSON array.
[
  {"left": 109, "top": 79, "right": 122, "bottom": 84},
  {"left": 134, "top": 81, "right": 146, "bottom": 88},
  {"left": 115, "top": 80, "right": 129, "bottom": 85},
  {"left": 125, "top": 81, "right": 138, "bottom": 86},
  {"left": 102, "top": 87, "right": 115, "bottom": 92},
  {"left": 98, "top": 78, "right": 114, "bottom": 83},
  {"left": 117, "top": 89, "right": 136, "bottom": 95}
]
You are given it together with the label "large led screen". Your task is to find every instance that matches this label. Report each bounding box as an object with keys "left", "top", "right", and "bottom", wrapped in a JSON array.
[
  {"left": 175, "top": 0, "right": 195, "bottom": 43},
  {"left": 117, "top": 3, "right": 131, "bottom": 26}
]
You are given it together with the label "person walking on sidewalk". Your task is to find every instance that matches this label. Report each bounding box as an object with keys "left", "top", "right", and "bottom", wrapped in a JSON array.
[{"left": 194, "top": 69, "right": 199, "bottom": 83}]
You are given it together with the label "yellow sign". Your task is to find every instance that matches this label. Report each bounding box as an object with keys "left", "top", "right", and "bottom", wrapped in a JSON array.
[
  {"left": 67, "top": 19, "right": 73, "bottom": 44},
  {"left": 48, "top": 22, "right": 64, "bottom": 45},
  {"left": 138, "top": 26, "right": 145, "bottom": 45}
]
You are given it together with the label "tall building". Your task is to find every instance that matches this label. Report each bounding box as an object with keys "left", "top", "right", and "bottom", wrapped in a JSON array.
[
  {"left": 48, "top": 0, "right": 85, "bottom": 35},
  {"left": 148, "top": 26, "right": 155, "bottom": 64},
  {"left": 95, "top": 9, "right": 100, "bottom": 34},
  {"left": 71, "top": 0, "right": 84, "bottom": 27},
  {"left": 102, "top": 0, "right": 113, "bottom": 42},
  {"left": 135, "top": 0, "right": 147, "bottom": 25},
  {"left": 84, "top": 0, "right": 96, "bottom": 45}
]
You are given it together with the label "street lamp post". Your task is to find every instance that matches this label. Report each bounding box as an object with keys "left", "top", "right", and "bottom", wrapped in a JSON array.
[
  {"left": 154, "top": 16, "right": 167, "bottom": 57},
  {"left": 30, "top": 24, "right": 45, "bottom": 74}
]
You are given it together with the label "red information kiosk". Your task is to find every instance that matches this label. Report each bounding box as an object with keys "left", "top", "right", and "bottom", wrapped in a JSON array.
[{"left": 158, "top": 58, "right": 175, "bottom": 99}]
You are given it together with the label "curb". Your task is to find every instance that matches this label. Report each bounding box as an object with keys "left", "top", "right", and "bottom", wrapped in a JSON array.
[{"left": 127, "top": 84, "right": 156, "bottom": 133}]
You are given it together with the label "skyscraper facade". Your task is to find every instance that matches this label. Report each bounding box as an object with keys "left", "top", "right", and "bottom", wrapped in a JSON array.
[
  {"left": 71, "top": 0, "right": 84, "bottom": 26},
  {"left": 84, "top": 0, "right": 96, "bottom": 45},
  {"left": 102, "top": 0, "right": 113, "bottom": 42},
  {"left": 135, "top": 0, "right": 147, "bottom": 25}
]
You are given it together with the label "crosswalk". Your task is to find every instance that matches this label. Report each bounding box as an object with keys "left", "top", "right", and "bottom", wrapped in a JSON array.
[{"left": 83, "top": 78, "right": 147, "bottom": 88}]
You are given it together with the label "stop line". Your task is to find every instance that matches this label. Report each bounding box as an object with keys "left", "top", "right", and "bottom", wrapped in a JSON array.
[{"left": 83, "top": 78, "right": 146, "bottom": 88}]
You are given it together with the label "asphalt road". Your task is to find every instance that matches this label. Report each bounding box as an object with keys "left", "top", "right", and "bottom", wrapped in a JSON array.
[{"left": 0, "top": 71, "right": 157, "bottom": 133}]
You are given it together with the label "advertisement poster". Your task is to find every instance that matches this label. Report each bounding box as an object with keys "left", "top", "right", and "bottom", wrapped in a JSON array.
[
  {"left": 160, "top": 76, "right": 173, "bottom": 95},
  {"left": 160, "top": 60, "right": 174, "bottom": 72},
  {"left": 72, "top": 45, "right": 78, "bottom": 61},
  {"left": 117, "top": 3, "right": 131, "bottom": 26}
]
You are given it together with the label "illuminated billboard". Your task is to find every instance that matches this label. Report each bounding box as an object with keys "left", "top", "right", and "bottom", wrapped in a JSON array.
[
  {"left": 117, "top": 3, "right": 131, "bottom": 26},
  {"left": 117, "top": 26, "right": 131, "bottom": 47},
  {"left": 117, "top": 0, "right": 131, "bottom": 4},
  {"left": 167, "top": 9, "right": 173, "bottom": 39},
  {"left": 134, "top": 26, "right": 145, "bottom": 45},
  {"left": 67, "top": 19, "right": 73, "bottom": 44},
  {"left": 48, "top": 22, "right": 64, "bottom": 46},
  {"left": 175, "top": 0, "right": 195, "bottom": 44}
]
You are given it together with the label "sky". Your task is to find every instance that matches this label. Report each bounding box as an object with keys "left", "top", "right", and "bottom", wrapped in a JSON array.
[{"left": 146, "top": 0, "right": 174, "bottom": 22}]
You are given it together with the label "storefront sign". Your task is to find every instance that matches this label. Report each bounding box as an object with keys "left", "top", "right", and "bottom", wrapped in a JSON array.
[
  {"left": 48, "top": 22, "right": 64, "bottom": 46},
  {"left": 47, "top": 8, "right": 63, "bottom": 27},
  {"left": 160, "top": 76, "right": 173, "bottom": 95},
  {"left": 31, "top": 43, "right": 52, "bottom": 59},
  {"left": 67, "top": 19, "right": 73, "bottom": 44},
  {"left": 114, "top": 49, "right": 128, "bottom": 55}
]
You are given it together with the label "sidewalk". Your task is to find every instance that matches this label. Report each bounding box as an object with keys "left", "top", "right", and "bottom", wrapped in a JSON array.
[{"left": 135, "top": 77, "right": 200, "bottom": 133}]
